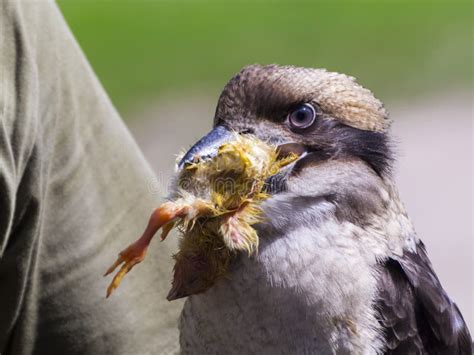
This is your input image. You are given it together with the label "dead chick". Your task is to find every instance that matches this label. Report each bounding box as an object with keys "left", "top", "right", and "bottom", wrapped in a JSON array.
[{"left": 104, "top": 132, "right": 297, "bottom": 298}]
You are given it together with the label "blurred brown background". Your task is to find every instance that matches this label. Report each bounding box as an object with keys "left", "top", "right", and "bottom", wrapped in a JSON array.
[{"left": 58, "top": 0, "right": 473, "bottom": 330}]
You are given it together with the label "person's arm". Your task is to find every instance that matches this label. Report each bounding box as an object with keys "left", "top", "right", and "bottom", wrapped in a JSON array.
[
  {"left": 0, "top": 2, "right": 43, "bottom": 349},
  {"left": 0, "top": 1, "right": 182, "bottom": 354}
]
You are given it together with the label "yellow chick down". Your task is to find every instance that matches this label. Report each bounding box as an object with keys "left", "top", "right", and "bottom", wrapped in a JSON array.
[{"left": 104, "top": 133, "right": 297, "bottom": 299}]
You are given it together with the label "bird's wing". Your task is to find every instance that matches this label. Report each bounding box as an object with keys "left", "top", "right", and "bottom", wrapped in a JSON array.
[{"left": 375, "top": 241, "right": 472, "bottom": 354}]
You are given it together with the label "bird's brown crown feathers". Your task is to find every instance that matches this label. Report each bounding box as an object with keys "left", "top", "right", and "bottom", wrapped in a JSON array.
[{"left": 215, "top": 64, "right": 390, "bottom": 132}]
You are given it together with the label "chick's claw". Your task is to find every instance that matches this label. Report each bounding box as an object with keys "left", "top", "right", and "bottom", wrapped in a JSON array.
[{"left": 105, "top": 240, "right": 149, "bottom": 298}]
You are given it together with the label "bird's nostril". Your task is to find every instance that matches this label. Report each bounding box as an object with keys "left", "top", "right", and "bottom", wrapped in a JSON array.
[{"left": 240, "top": 128, "right": 254, "bottom": 135}]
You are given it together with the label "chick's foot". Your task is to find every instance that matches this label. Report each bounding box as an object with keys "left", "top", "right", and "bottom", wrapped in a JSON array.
[{"left": 104, "top": 201, "right": 191, "bottom": 297}]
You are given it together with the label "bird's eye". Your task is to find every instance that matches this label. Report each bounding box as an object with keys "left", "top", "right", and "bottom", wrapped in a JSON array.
[{"left": 288, "top": 103, "right": 317, "bottom": 130}]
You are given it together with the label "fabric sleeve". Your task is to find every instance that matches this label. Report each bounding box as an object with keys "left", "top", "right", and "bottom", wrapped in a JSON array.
[{"left": 0, "top": 1, "right": 182, "bottom": 354}]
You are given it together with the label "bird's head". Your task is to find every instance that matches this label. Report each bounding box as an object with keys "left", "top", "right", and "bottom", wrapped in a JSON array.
[{"left": 179, "top": 64, "right": 393, "bottom": 186}]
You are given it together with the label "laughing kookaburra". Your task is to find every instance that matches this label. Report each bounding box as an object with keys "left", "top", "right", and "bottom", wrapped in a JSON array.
[
  {"left": 108, "top": 64, "right": 472, "bottom": 354},
  {"left": 173, "top": 65, "right": 472, "bottom": 354}
]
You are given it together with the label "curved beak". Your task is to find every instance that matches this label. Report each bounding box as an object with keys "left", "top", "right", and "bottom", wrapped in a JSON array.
[{"left": 178, "top": 125, "right": 234, "bottom": 168}]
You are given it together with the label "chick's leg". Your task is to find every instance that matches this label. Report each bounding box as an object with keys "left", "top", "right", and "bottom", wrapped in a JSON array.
[{"left": 104, "top": 201, "right": 189, "bottom": 297}]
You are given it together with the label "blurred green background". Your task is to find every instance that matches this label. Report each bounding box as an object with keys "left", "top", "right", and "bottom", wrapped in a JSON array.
[{"left": 57, "top": 0, "right": 472, "bottom": 117}]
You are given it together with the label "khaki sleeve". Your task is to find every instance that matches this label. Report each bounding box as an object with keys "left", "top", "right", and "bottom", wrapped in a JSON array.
[{"left": 0, "top": 1, "right": 182, "bottom": 354}]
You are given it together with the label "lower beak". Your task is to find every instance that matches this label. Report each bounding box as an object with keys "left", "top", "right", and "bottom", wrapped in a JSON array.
[
  {"left": 178, "top": 125, "right": 234, "bottom": 168},
  {"left": 275, "top": 142, "right": 307, "bottom": 160}
]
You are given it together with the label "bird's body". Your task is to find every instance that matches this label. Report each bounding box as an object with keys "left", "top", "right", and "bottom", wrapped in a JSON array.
[
  {"left": 177, "top": 65, "right": 471, "bottom": 354},
  {"left": 106, "top": 64, "right": 471, "bottom": 353},
  {"left": 179, "top": 159, "right": 411, "bottom": 354}
]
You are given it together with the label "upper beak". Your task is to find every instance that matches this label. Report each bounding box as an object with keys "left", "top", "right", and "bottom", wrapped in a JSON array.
[
  {"left": 178, "top": 125, "right": 234, "bottom": 168},
  {"left": 178, "top": 124, "right": 308, "bottom": 170}
]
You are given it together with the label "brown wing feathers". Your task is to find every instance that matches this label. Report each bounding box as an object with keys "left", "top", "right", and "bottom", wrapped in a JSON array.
[{"left": 376, "top": 241, "right": 472, "bottom": 354}]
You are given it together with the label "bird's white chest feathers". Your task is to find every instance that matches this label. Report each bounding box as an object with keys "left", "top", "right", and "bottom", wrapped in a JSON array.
[{"left": 180, "top": 206, "right": 381, "bottom": 353}]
